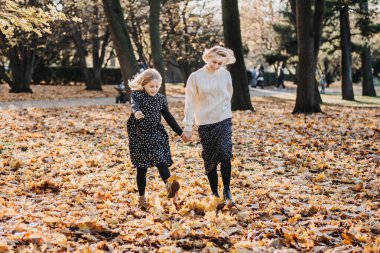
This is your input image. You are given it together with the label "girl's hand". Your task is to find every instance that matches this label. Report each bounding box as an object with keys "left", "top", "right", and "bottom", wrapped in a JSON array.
[
  {"left": 182, "top": 131, "right": 192, "bottom": 142},
  {"left": 135, "top": 111, "right": 145, "bottom": 120}
]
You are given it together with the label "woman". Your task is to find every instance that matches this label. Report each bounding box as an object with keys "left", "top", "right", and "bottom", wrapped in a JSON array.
[{"left": 182, "top": 45, "right": 236, "bottom": 206}]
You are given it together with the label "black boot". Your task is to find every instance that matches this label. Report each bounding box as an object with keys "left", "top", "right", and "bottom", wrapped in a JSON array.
[{"left": 223, "top": 188, "right": 235, "bottom": 207}]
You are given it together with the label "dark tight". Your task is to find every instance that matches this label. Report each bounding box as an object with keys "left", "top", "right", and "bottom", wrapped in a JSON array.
[
  {"left": 136, "top": 162, "right": 170, "bottom": 196},
  {"left": 206, "top": 159, "right": 231, "bottom": 196}
]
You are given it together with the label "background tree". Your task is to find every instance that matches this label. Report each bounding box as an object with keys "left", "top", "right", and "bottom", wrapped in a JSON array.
[
  {"left": 149, "top": 0, "right": 166, "bottom": 95},
  {"left": 66, "top": 1, "right": 111, "bottom": 90},
  {"left": 293, "top": 0, "right": 324, "bottom": 113},
  {"left": 339, "top": 3, "right": 355, "bottom": 101},
  {"left": 222, "top": 0, "right": 253, "bottom": 111},
  {"left": 357, "top": 0, "right": 378, "bottom": 96},
  {"left": 240, "top": 0, "right": 280, "bottom": 68},
  {"left": 102, "top": 0, "right": 139, "bottom": 98},
  {"left": 161, "top": 0, "right": 223, "bottom": 81},
  {"left": 267, "top": 1, "right": 298, "bottom": 81},
  {"left": 0, "top": 0, "right": 66, "bottom": 92}
]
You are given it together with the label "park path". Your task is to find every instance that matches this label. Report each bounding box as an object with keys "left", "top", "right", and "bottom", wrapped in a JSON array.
[
  {"left": 0, "top": 85, "right": 353, "bottom": 110},
  {"left": 0, "top": 95, "right": 187, "bottom": 110}
]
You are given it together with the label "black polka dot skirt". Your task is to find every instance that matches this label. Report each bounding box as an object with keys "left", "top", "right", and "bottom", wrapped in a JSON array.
[{"left": 198, "top": 118, "right": 232, "bottom": 174}]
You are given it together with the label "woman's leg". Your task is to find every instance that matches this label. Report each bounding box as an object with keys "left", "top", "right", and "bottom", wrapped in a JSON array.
[
  {"left": 221, "top": 159, "right": 234, "bottom": 203},
  {"left": 221, "top": 159, "right": 231, "bottom": 191},
  {"left": 207, "top": 167, "right": 219, "bottom": 196},
  {"left": 136, "top": 167, "right": 148, "bottom": 196}
]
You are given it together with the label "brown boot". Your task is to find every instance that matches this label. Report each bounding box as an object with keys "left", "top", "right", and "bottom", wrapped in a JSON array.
[
  {"left": 138, "top": 195, "right": 147, "bottom": 210},
  {"left": 166, "top": 180, "right": 180, "bottom": 198},
  {"left": 223, "top": 189, "right": 235, "bottom": 208}
]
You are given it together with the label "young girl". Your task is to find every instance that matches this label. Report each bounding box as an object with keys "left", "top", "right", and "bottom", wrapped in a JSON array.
[
  {"left": 182, "top": 46, "right": 236, "bottom": 206},
  {"left": 127, "top": 68, "right": 182, "bottom": 209}
]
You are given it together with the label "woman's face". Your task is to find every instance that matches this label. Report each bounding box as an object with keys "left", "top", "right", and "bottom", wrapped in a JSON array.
[
  {"left": 205, "top": 55, "right": 224, "bottom": 72},
  {"left": 144, "top": 79, "right": 161, "bottom": 96}
]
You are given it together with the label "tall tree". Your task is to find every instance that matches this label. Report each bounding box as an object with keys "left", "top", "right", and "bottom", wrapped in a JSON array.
[
  {"left": 293, "top": 0, "right": 323, "bottom": 113},
  {"left": 149, "top": 0, "right": 166, "bottom": 95},
  {"left": 339, "top": 4, "right": 355, "bottom": 101},
  {"left": 102, "top": 0, "right": 139, "bottom": 98},
  {"left": 358, "top": 0, "right": 377, "bottom": 96},
  {"left": 88, "top": 4, "right": 110, "bottom": 90},
  {"left": 0, "top": 0, "right": 66, "bottom": 92},
  {"left": 221, "top": 0, "right": 253, "bottom": 111}
]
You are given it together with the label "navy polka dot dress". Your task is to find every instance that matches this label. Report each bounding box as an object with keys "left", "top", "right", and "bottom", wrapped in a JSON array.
[{"left": 127, "top": 91, "right": 182, "bottom": 169}]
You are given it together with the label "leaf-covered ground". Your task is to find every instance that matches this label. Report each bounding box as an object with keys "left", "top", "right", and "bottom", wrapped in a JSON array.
[
  {"left": 0, "top": 85, "right": 118, "bottom": 102},
  {"left": 0, "top": 97, "right": 379, "bottom": 252}
]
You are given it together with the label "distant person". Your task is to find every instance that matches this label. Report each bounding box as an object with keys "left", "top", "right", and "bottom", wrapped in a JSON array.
[
  {"left": 246, "top": 69, "right": 253, "bottom": 86},
  {"left": 251, "top": 66, "right": 257, "bottom": 88},
  {"left": 137, "top": 59, "right": 147, "bottom": 73},
  {"left": 319, "top": 72, "right": 327, "bottom": 94},
  {"left": 276, "top": 63, "right": 286, "bottom": 90},
  {"left": 256, "top": 65, "right": 264, "bottom": 89}
]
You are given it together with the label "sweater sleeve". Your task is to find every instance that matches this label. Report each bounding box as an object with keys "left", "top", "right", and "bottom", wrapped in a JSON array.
[
  {"left": 227, "top": 71, "right": 233, "bottom": 98},
  {"left": 161, "top": 97, "right": 183, "bottom": 136},
  {"left": 184, "top": 73, "right": 196, "bottom": 132},
  {"left": 131, "top": 92, "right": 141, "bottom": 114}
]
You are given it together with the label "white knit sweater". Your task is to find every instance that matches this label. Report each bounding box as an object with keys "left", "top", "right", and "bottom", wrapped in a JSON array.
[{"left": 184, "top": 66, "right": 233, "bottom": 131}]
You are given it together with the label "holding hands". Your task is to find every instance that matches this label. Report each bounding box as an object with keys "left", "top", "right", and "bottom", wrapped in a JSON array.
[
  {"left": 135, "top": 111, "right": 145, "bottom": 120},
  {"left": 181, "top": 131, "right": 192, "bottom": 142}
]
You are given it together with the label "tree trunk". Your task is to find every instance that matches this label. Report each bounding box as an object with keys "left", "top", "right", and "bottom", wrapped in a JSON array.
[
  {"left": 293, "top": 0, "right": 321, "bottom": 113},
  {"left": 313, "top": 0, "right": 325, "bottom": 104},
  {"left": 8, "top": 46, "right": 35, "bottom": 93},
  {"left": 361, "top": 46, "right": 376, "bottom": 96},
  {"left": 72, "top": 30, "right": 92, "bottom": 87},
  {"left": 359, "top": 0, "right": 376, "bottom": 97},
  {"left": 339, "top": 4, "right": 355, "bottom": 101},
  {"left": 102, "top": 0, "right": 139, "bottom": 99},
  {"left": 149, "top": 0, "right": 166, "bottom": 95},
  {"left": 221, "top": 0, "right": 253, "bottom": 111},
  {"left": 87, "top": 5, "right": 103, "bottom": 91}
]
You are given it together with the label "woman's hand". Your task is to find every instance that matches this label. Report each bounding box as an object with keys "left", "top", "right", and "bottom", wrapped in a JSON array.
[
  {"left": 181, "top": 131, "right": 192, "bottom": 142},
  {"left": 135, "top": 111, "right": 145, "bottom": 120}
]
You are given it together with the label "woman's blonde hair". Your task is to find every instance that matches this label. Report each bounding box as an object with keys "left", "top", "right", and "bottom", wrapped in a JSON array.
[
  {"left": 128, "top": 68, "right": 162, "bottom": 91},
  {"left": 202, "top": 46, "right": 236, "bottom": 65}
]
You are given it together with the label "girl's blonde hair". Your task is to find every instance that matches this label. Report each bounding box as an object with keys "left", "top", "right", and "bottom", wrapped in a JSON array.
[
  {"left": 128, "top": 68, "right": 162, "bottom": 91},
  {"left": 202, "top": 46, "right": 236, "bottom": 65}
]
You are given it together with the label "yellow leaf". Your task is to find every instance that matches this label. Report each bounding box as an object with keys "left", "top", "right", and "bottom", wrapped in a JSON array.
[
  {"left": 314, "top": 173, "right": 326, "bottom": 182},
  {"left": 167, "top": 175, "right": 181, "bottom": 183},
  {"left": 0, "top": 240, "right": 11, "bottom": 252}
]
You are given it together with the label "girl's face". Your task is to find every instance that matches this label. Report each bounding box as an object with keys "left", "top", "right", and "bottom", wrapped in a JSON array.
[
  {"left": 205, "top": 55, "right": 224, "bottom": 72},
  {"left": 144, "top": 79, "right": 161, "bottom": 96}
]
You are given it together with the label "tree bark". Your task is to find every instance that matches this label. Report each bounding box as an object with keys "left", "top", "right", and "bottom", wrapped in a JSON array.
[
  {"left": 361, "top": 46, "right": 376, "bottom": 96},
  {"left": 88, "top": 5, "right": 103, "bottom": 91},
  {"left": 293, "top": 0, "right": 321, "bottom": 113},
  {"left": 221, "top": 0, "right": 253, "bottom": 111},
  {"left": 149, "top": 0, "right": 166, "bottom": 95},
  {"left": 313, "top": 0, "right": 325, "bottom": 104},
  {"left": 102, "top": 0, "right": 139, "bottom": 99},
  {"left": 339, "top": 4, "right": 355, "bottom": 101},
  {"left": 359, "top": 0, "right": 376, "bottom": 97},
  {"left": 8, "top": 45, "right": 35, "bottom": 93},
  {"left": 72, "top": 29, "right": 92, "bottom": 87}
]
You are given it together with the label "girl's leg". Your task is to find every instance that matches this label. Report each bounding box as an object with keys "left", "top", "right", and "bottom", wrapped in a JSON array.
[
  {"left": 136, "top": 167, "right": 148, "bottom": 196},
  {"left": 156, "top": 162, "right": 171, "bottom": 183},
  {"left": 156, "top": 162, "right": 179, "bottom": 198},
  {"left": 207, "top": 167, "right": 219, "bottom": 197}
]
